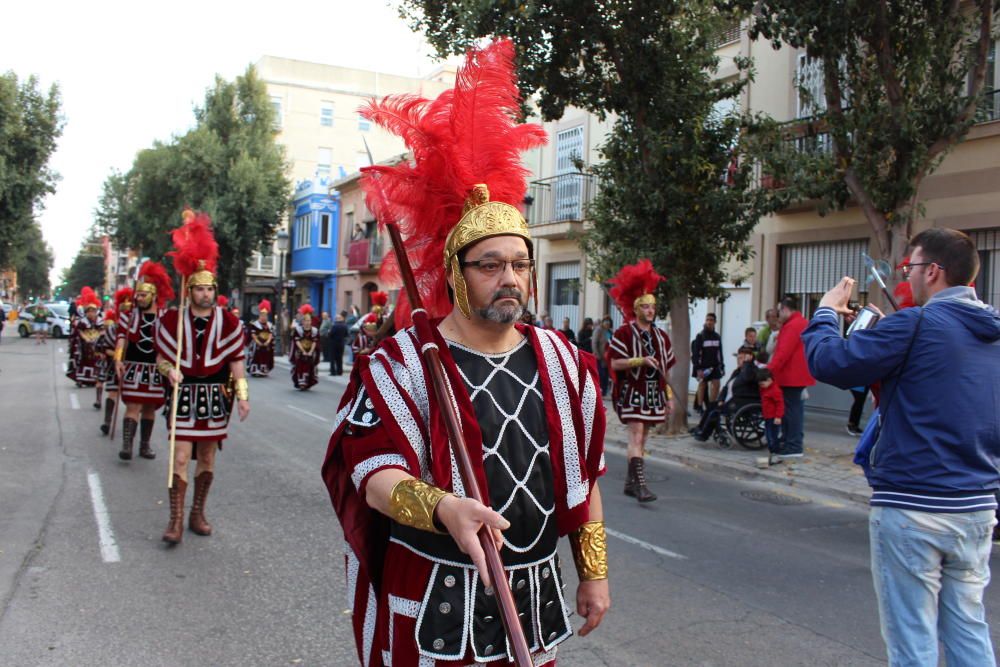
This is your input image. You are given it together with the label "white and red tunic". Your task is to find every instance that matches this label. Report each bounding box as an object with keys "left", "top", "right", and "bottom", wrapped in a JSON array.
[
  {"left": 118, "top": 308, "right": 167, "bottom": 406},
  {"left": 290, "top": 323, "right": 320, "bottom": 389},
  {"left": 246, "top": 320, "right": 275, "bottom": 377},
  {"left": 608, "top": 322, "right": 676, "bottom": 424},
  {"left": 67, "top": 318, "right": 102, "bottom": 386},
  {"left": 322, "top": 322, "right": 606, "bottom": 667},
  {"left": 155, "top": 306, "right": 245, "bottom": 442}
]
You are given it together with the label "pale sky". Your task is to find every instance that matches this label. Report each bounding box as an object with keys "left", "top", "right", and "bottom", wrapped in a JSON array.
[{"left": 2, "top": 0, "right": 444, "bottom": 283}]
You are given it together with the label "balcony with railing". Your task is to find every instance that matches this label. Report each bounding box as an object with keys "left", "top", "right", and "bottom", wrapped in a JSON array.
[
  {"left": 975, "top": 88, "right": 1000, "bottom": 124},
  {"left": 524, "top": 173, "right": 597, "bottom": 239},
  {"left": 346, "top": 235, "right": 384, "bottom": 271}
]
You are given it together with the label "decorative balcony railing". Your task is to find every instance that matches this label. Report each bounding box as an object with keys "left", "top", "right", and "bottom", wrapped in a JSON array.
[{"left": 524, "top": 173, "right": 597, "bottom": 226}]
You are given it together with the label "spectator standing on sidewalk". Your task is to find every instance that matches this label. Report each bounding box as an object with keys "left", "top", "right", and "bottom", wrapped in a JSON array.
[
  {"left": 319, "top": 311, "right": 332, "bottom": 364},
  {"left": 692, "top": 313, "right": 724, "bottom": 408},
  {"left": 767, "top": 296, "right": 814, "bottom": 459},
  {"left": 578, "top": 316, "right": 594, "bottom": 353},
  {"left": 328, "top": 312, "right": 348, "bottom": 376},
  {"left": 756, "top": 368, "right": 784, "bottom": 465},
  {"left": 593, "top": 316, "right": 612, "bottom": 396},
  {"left": 559, "top": 316, "right": 577, "bottom": 344},
  {"left": 757, "top": 308, "right": 780, "bottom": 363},
  {"left": 803, "top": 228, "right": 1000, "bottom": 667}
]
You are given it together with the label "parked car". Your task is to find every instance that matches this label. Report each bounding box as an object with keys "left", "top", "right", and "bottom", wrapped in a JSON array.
[{"left": 18, "top": 302, "right": 72, "bottom": 338}]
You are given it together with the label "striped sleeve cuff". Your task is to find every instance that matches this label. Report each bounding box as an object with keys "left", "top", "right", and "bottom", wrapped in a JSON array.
[
  {"left": 351, "top": 453, "right": 409, "bottom": 491},
  {"left": 813, "top": 307, "right": 839, "bottom": 323}
]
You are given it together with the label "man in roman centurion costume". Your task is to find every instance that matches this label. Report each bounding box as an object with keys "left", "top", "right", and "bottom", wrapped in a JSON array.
[
  {"left": 246, "top": 299, "right": 275, "bottom": 377},
  {"left": 115, "top": 262, "right": 174, "bottom": 461},
  {"left": 608, "top": 260, "right": 676, "bottom": 503},
  {"left": 290, "top": 304, "right": 320, "bottom": 390},
  {"left": 67, "top": 287, "right": 103, "bottom": 390},
  {"left": 97, "top": 288, "right": 132, "bottom": 434},
  {"left": 155, "top": 210, "right": 249, "bottom": 545},
  {"left": 322, "top": 40, "right": 609, "bottom": 667},
  {"left": 352, "top": 290, "right": 389, "bottom": 357}
]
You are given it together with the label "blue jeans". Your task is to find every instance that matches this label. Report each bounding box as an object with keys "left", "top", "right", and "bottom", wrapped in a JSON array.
[
  {"left": 764, "top": 418, "right": 781, "bottom": 454},
  {"left": 869, "top": 506, "right": 997, "bottom": 666},
  {"left": 780, "top": 386, "right": 805, "bottom": 455}
]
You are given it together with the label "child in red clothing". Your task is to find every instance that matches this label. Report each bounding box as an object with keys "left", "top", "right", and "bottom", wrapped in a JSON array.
[{"left": 757, "top": 368, "right": 785, "bottom": 465}]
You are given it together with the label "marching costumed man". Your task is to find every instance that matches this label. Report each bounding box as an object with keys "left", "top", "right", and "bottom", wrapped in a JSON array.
[
  {"left": 351, "top": 290, "right": 388, "bottom": 357},
  {"left": 155, "top": 210, "right": 249, "bottom": 545},
  {"left": 608, "top": 260, "right": 676, "bottom": 503},
  {"left": 97, "top": 288, "right": 133, "bottom": 434},
  {"left": 290, "top": 304, "right": 320, "bottom": 390},
  {"left": 116, "top": 262, "right": 174, "bottom": 461},
  {"left": 322, "top": 40, "right": 609, "bottom": 667},
  {"left": 246, "top": 299, "right": 275, "bottom": 377},
  {"left": 67, "top": 287, "right": 103, "bottom": 390}
]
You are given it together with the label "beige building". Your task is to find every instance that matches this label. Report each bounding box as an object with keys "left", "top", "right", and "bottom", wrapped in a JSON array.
[{"left": 244, "top": 56, "right": 456, "bottom": 315}]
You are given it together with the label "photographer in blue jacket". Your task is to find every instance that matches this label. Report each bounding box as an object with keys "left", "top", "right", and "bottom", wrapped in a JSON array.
[{"left": 802, "top": 228, "right": 1000, "bottom": 667}]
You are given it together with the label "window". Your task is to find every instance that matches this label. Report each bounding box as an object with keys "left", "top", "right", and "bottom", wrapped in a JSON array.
[
  {"left": 779, "top": 239, "right": 869, "bottom": 316},
  {"left": 270, "top": 95, "right": 283, "bottom": 129},
  {"left": 320, "top": 102, "right": 334, "bottom": 127},
  {"left": 548, "top": 261, "right": 581, "bottom": 332},
  {"left": 795, "top": 55, "right": 826, "bottom": 119},
  {"left": 554, "top": 126, "right": 585, "bottom": 221},
  {"left": 970, "top": 228, "right": 999, "bottom": 306},
  {"left": 295, "top": 214, "right": 312, "bottom": 249},
  {"left": 317, "top": 147, "right": 332, "bottom": 176},
  {"left": 358, "top": 114, "right": 371, "bottom": 131},
  {"left": 258, "top": 253, "right": 275, "bottom": 272},
  {"left": 320, "top": 213, "right": 331, "bottom": 247}
]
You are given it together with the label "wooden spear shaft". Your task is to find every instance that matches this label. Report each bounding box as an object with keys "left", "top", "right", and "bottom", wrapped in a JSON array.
[
  {"left": 384, "top": 222, "right": 533, "bottom": 667},
  {"left": 167, "top": 277, "right": 187, "bottom": 488}
]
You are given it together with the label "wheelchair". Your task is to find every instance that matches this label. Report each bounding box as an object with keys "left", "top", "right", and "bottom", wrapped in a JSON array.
[{"left": 713, "top": 401, "right": 766, "bottom": 450}]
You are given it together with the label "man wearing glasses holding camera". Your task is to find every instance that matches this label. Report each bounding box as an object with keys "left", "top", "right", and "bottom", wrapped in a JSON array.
[{"left": 802, "top": 227, "right": 1000, "bottom": 666}]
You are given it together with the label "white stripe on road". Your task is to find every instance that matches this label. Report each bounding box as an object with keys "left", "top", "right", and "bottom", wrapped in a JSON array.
[
  {"left": 606, "top": 527, "right": 687, "bottom": 560},
  {"left": 86, "top": 471, "right": 121, "bottom": 563},
  {"left": 62, "top": 362, "right": 68, "bottom": 373},
  {"left": 69, "top": 393, "right": 80, "bottom": 410},
  {"left": 286, "top": 404, "right": 332, "bottom": 424},
  {"left": 58, "top": 347, "right": 64, "bottom": 353}
]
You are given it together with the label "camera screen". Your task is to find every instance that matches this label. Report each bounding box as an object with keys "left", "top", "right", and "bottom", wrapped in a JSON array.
[{"left": 846, "top": 307, "right": 879, "bottom": 336}]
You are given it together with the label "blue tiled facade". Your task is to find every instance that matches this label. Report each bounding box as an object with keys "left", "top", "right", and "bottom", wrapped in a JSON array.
[{"left": 290, "top": 176, "right": 340, "bottom": 315}]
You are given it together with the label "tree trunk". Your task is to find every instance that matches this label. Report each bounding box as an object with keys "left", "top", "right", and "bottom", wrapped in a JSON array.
[{"left": 667, "top": 293, "right": 691, "bottom": 435}]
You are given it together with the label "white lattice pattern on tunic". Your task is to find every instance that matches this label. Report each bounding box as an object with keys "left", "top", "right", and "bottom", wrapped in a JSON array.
[{"left": 450, "top": 339, "right": 554, "bottom": 555}]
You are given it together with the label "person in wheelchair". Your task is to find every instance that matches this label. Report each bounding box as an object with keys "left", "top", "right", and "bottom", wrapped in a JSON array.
[{"left": 692, "top": 345, "right": 760, "bottom": 442}]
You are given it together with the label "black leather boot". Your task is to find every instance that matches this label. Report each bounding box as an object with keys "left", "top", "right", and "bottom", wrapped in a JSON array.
[
  {"left": 624, "top": 458, "right": 638, "bottom": 497},
  {"left": 120, "top": 417, "right": 137, "bottom": 460},
  {"left": 630, "top": 457, "right": 657, "bottom": 503},
  {"left": 139, "top": 418, "right": 156, "bottom": 459},
  {"left": 100, "top": 398, "right": 114, "bottom": 435}
]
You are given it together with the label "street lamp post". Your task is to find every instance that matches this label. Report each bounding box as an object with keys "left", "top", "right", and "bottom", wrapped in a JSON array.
[{"left": 275, "top": 229, "right": 290, "bottom": 357}]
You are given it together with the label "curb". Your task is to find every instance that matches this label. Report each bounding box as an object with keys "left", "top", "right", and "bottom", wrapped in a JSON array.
[{"left": 604, "top": 437, "right": 872, "bottom": 507}]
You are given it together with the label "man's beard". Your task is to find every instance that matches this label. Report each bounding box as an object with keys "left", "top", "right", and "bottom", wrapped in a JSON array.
[{"left": 474, "top": 288, "right": 525, "bottom": 324}]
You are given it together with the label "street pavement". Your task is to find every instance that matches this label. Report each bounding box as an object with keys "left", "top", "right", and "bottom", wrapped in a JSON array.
[{"left": 2, "top": 335, "right": 999, "bottom": 665}]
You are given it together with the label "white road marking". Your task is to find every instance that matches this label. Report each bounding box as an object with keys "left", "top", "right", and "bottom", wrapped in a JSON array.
[
  {"left": 62, "top": 362, "right": 68, "bottom": 373},
  {"left": 86, "top": 471, "right": 121, "bottom": 563},
  {"left": 605, "top": 527, "right": 687, "bottom": 560},
  {"left": 286, "top": 404, "right": 332, "bottom": 424},
  {"left": 58, "top": 347, "right": 64, "bottom": 353},
  {"left": 69, "top": 393, "right": 80, "bottom": 410}
]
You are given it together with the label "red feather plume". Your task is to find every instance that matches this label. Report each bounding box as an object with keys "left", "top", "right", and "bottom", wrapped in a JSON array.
[
  {"left": 360, "top": 39, "right": 547, "bottom": 328},
  {"left": 893, "top": 257, "right": 916, "bottom": 309},
  {"left": 258, "top": 299, "right": 271, "bottom": 313},
  {"left": 217, "top": 295, "right": 229, "bottom": 308},
  {"left": 76, "top": 286, "right": 100, "bottom": 310},
  {"left": 298, "top": 304, "right": 314, "bottom": 317},
  {"left": 609, "top": 260, "right": 666, "bottom": 321},
  {"left": 370, "top": 291, "right": 388, "bottom": 308},
  {"left": 137, "top": 261, "right": 175, "bottom": 309},
  {"left": 167, "top": 211, "right": 219, "bottom": 280},
  {"left": 114, "top": 287, "right": 134, "bottom": 308}
]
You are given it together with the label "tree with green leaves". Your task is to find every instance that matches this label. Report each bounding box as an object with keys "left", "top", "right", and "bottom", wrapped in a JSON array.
[
  {"left": 61, "top": 240, "right": 106, "bottom": 299},
  {"left": 728, "top": 0, "right": 998, "bottom": 279},
  {"left": 401, "top": 0, "right": 776, "bottom": 429},
  {"left": 99, "top": 65, "right": 290, "bottom": 293},
  {"left": 14, "top": 221, "right": 53, "bottom": 300},
  {"left": 0, "top": 72, "right": 62, "bottom": 272}
]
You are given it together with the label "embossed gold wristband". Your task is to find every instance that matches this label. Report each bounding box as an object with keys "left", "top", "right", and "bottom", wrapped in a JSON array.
[
  {"left": 157, "top": 360, "right": 174, "bottom": 376},
  {"left": 114, "top": 347, "right": 124, "bottom": 362},
  {"left": 629, "top": 357, "right": 644, "bottom": 368},
  {"left": 569, "top": 520, "right": 608, "bottom": 581},
  {"left": 388, "top": 478, "right": 450, "bottom": 534},
  {"left": 234, "top": 378, "right": 249, "bottom": 401}
]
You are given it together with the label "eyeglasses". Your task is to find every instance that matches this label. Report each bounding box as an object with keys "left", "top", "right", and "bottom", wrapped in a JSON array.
[
  {"left": 901, "top": 262, "right": 942, "bottom": 279},
  {"left": 459, "top": 258, "right": 535, "bottom": 276}
]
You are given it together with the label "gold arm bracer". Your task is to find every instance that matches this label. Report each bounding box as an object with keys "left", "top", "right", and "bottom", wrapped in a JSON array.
[
  {"left": 157, "top": 360, "right": 175, "bottom": 377},
  {"left": 114, "top": 347, "right": 124, "bottom": 362},
  {"left": 388, "top": 478, "right": 450, "bottom": 534},
  {"left": 628, "top": 357, "right": 644, "bottom": 368},
  {"left": 569, "top": 520, "right": 608, "bottom": 581},
  {"left": 234, "top": 377, "right": 249, "bottom": 401}
]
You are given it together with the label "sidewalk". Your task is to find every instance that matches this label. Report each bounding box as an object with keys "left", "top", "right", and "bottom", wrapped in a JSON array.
[{"left": 602, "top": 398, "right": 873, "bottom": 506}]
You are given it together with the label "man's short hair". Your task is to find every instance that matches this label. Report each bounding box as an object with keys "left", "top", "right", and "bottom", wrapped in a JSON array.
[
  {"left": 909, "top": 227, "right": 980, "bottom": 287},
  {"left": 737, "top": 345, "right": 757, "bottom": 356},
  {"left": 745, "top": 326, "right": 756, "bottom": 335},
  {"left": 765, "top": 308, "right": 778, "bottom": 318},
  {"left": 779, "top": 294, "right": 799, "bottom": 311},
  {"left": 756, "top": 367, "right": 773, "bottom": 383},
  {"left": 705, "top": 313, "right": 717, "bottom": 321}
]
